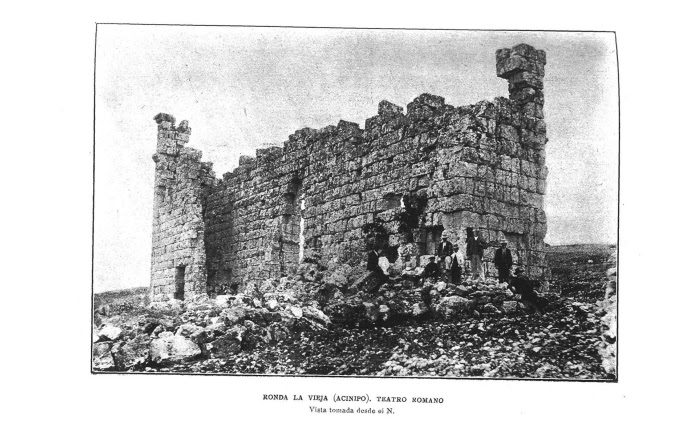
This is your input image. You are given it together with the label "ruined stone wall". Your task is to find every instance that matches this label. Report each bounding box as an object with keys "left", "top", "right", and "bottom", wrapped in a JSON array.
[
  {"left": 150, "top": 44, "right": 549, "bottom": 301},
  {"left": 150, "top": 114, "right": 216, "bottom": 301}
]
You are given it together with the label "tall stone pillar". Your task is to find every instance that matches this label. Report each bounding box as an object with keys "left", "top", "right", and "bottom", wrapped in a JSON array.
[
  {"left": 496, "top": 43, "right": 546, "bottom": 117},
  {"left": 496, "top": 44, "right": 549, "bottom": 280},
  {"left": 149, "top": 112, "right": 208, "bottom": 302}
]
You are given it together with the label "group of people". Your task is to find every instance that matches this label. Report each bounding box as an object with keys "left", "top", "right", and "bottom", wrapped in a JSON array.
[
  {"left": 368, "top": 227, "right": 515, "bottom": 283},
  {"left": 366, "top": 226, "right": 546, "bottom": 312},
  {"left": 430, "top": 227, "right": 514, "bottom": 284}
]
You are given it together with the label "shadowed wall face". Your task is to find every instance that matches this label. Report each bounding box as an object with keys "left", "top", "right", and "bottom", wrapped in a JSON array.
[{"left": 150, "top": 44, "right": 549, "bottom": 301}]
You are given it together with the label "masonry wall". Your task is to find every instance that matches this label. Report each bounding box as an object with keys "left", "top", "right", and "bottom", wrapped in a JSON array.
[
  {"left": 150, "top": 44, "right": 549, "bottom": 301},
  {"left": 149, "top": 115, "right": 216, "bottom": 301}
]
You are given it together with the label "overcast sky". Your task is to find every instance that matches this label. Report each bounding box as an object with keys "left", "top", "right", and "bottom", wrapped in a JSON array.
[{"left": 94, "top": 26, "right": 618, "bottom": 292}]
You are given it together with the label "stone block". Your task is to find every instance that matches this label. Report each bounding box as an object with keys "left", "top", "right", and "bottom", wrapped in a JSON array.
[
  {"left": 508, "top": 71, "right": 544, "bottom": 91},
  {"left": 378, "top": 100, "right": 404, "bottom": 116}
]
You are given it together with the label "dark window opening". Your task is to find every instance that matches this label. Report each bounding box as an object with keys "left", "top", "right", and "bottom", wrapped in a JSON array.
[
  {"left": 288, "top": 176, "right": 303, "bottom": 194},
  {"left": 174, "top": 266, "right": 186, "bottom": 300},
  {"left": 356, "top": 167, "right": 362, "bottom": 176},
  {"left": 282, "top": 193, "right": 296, "bottom": 205},
  {"left": 279, "top": 176, "right": 303, "bottom": 274},
  {"left": 383, "top": 193, "right": 402, "bottom": 210},
  {"left": 466, "top": 227, "right": 475, "bottom": 239}
]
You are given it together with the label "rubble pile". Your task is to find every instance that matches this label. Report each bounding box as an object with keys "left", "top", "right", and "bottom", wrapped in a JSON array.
[
  {"left": 94, "top": 244, "right": 615, "bottom": 379},
  {"left": 92, "top": 287, "right": 332, "bottom": 371},
  {"left": 93, "top": 263, "right": 554, "bottom": 372},
  {"left": 598, "top": 251, "right": 617, "bottom": 377}
]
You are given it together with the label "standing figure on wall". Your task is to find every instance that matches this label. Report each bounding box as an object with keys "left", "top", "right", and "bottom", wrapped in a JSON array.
[
  {"left": 493, "top": 237, "right": 513, "bottom": 284},
  {"left": 436, "top": 230, "right": 454, "bottom": 273},
  {"left": 449, "top": 244, "right": 464, "bottom": 285},
  {"left": 466, "top": 227, "right": 487, "bottom": 281},
  {"left": 367, "top": 246, "right": 387, "bottom": 282},
  {"left": 367, "top": 246, "right": 380, "bottom": 273}
]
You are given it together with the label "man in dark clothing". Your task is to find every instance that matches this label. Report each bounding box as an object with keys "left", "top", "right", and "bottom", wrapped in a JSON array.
[
  {"left": 422, "top": 256, "right": 441, "bottom": 280},
  {"left": 436, "top": 232, "right": 453, "bottom": 271},
  {"left": 367, "top": 248, "right": 388, "bottom": 279},
  {"left": 493, "top": 238, "right": 513, "bottom": 283},
  {"left": 365, "top": 247, "right": 388, "bottom": 292},
  {"left": 466, "top": 227, "right": 487, "bottom": 280},
  {"left": 508, "top": 268, "right": 547, "bottom": 313},
  {"left": 449, "top": 244, "right": 464, "bottom": 285},
  {"left": 367, "top": 248, "right": 380, "bottom": 273}
]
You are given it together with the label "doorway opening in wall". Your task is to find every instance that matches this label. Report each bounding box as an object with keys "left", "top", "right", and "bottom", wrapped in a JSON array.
[
  {"left": 425, "top": 226, "right": 444, "bottom": 255},
  {"left": 174, "top": 266, "right": 186, "bottom": 300},
  {"left": 280, "top": 176, "right": 303, "bottom": 274}
]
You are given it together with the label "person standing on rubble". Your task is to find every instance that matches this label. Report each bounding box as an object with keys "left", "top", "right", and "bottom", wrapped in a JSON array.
[
  {"left": 493, "top": 237, "right": 513, "bottom": 283},
  {"left": 436, "top": 230, "right": 454, "bottom": 272},
  {"left": 466, "top": 227, "right": 487, "bottom": 280},
  {"left": 367, "top": 246, "right": 385, "bottom": 279},
  {"left": 449, "top": 244, "right": 464, "bottom": 284}
]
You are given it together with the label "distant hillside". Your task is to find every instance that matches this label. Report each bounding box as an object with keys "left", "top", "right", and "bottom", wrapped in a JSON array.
[
  {"left": 94, "top": 286, "right": 148, "bottom": 309},
  {"left": 547, "top": 243, "right": 616, "bottom": 254}
]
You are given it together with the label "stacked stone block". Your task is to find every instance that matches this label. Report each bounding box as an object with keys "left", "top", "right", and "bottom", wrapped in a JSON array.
[{"left": 150, "top": 44, "right": 550, "bottom": 301}]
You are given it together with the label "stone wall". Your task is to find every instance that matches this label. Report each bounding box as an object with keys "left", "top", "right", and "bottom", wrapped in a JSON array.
[
  {"left": 150, "top": 114, "right": 216, "bottom": 301},
  {"left": 149, "top": 44, "right": 550, "bottom": 302}
]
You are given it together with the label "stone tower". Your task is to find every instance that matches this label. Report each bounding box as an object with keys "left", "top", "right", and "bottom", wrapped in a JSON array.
[{"left": 149, "top": 113, "right": 215, "bottom": 302}]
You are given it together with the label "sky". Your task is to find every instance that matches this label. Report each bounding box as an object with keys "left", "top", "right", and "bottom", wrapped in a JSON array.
[{"left": 94, "top": 26, "right": 618, "bottom": 292}]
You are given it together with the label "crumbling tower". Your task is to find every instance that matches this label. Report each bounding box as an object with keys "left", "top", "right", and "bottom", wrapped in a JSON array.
[
  {"left": 493, "top": 44, "right": 548, "bottom": 277},
  {"left": 150, "top": 114, "right": 215, "bottom": 302},
  {"left": 496, "top": 44, "right": 547, "bottom": 118}
]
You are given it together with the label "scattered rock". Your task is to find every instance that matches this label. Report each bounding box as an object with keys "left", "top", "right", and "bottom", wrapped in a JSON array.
[
  {"left": 436, "top": 296, "right": 474, "bottom": 319},
  {"left": 205, "top": 326, "right": 245, "bottom": 358},
  {"left": 92, "top": 342, "right": 115, "bottom": 370},
  {"left": 98, "top": 325, "right": 123, "bottom": 341},
  {"left": 266, "top": 299, "right": 279, "bottom": 311},
  {"left": 113, "top": 333, "right": 151, "bottom": 369},
  {"left": 289, "top": 306, "right": 303, "bottom": 318},
  {"left": 175, "top": 323, "right": 202, "bottom": 338},
  {"left": 214, "top": 295, "right": 230, "bottom": 306},
  {"left": 502, "top": 301, "right": 518, "bottom": 313},
  {"left": 302, "top": 306, "right": 331, "bottom": 327},
  {"left": 150, "top": 334, "right": 201, "bottom": 365},
  {"left": 94, "top": 304, "right": 111, "bottom": 317},
  {"left": 363, "top": 302, "right": 379, "bottom": 323},
  {"left": 412, "top": 302, "right": 429, "bottom": 317},
  {"left": 379, "top": 305, "right": 391, "bottom": 322},
  {"left": 535, "top": 363, "right": 562, "bottom": 378},
  {"left": 483, "top": 303, "right": 500, "bottom": 314},
  {"left": 455, "top": 285, "right": 469, "bottom": 296}
]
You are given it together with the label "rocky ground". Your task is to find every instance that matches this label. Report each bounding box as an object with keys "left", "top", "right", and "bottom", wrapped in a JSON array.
[{"left": 92, "top": 244, "right": 617, "bottom": 380}]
